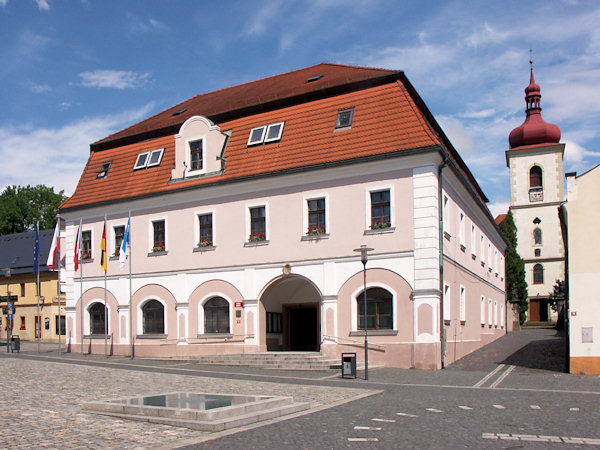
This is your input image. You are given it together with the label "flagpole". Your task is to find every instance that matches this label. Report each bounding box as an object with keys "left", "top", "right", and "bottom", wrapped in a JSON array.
[
  {"left": 103, "top": 214, "right": 107, "bottom": 358},
  {"left": 128, "top": 211, "right": 133, "bottom": 359},
  {"left": 36, "top": 222, "right": 40, "bottom": 354},
  {"left": 78, "top": 218, "right": 83, "bottom": 355},
  {"left": 57, "top": 217, "right": 61, "bottom": 356}
]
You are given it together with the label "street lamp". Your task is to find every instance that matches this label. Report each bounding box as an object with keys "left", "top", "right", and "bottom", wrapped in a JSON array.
[{"left": 353, "top": 245, "right": 373, "bottom": 380}]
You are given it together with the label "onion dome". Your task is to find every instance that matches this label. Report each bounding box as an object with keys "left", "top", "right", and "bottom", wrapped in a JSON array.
[{"left": 509, "top": 60, "right": 561, "bottom": 149}]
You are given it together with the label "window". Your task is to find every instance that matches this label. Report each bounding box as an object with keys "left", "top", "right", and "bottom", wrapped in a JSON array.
[
  {"left": 134, "top": 149, "right": 163, "bottom": 170},
  {"left": 204, "top": 297, "right": 230, "bottom": 334},
  {"left": 443, "top": 283, "right": 451, "bottom": 322},
  {"left": 500, "top": 304, "right": 505, "bottom": 328},
  {"left": 249, "top": 206, "right": 266, "bottom": 241},
  {"left": 20, "top": 283, "right": 25, "bottom": 297},
  {"left": 113, "top": 225, "right": 125, "bottom": 257},
  {"left": 370, "top": 190, "right": 391, "bottom": 229},
  {"left": 307, "top": 198, "right": 326, "bottom": 235},
  {"left": 533, "top": 264, "right": 544, "bottom": 284},
  {"left": 471, "top": 224, "right": 477, "bottom": 258},
  {"left": 189, "top": 140, "right": 203, "bottom": 171},
  {"left": 494, "top": 300, "right": 498, "bottom": 327},
  {"left": 480, "top": 235, "right": 485, "bottom": 265},
  {"left": 335, "top": 108, "right": 354, "bottom": 129},
  {"left": 488, "top": 298, "right": 492, "bottom": 326},
  {"left": 266, "top": 312, "right": 282, "bottom": 333},
  {"left": 529, "top": 165, "right": 543, "bottom": 202},
  {"left": 264, "top": 122, "right": 284, "bottom": 143},
  {"left": 533, "top": 227, "right": 542, "bottom": 245},
  {"left": 152, "top": 220, "right": 166, "bottom": 252},
  {"left": 198, "top": 213, "right": 213, "bottom": 246},
  {"left": 459, "top": 286, "right": 466, "bottom": 323},
  {"left": 81, "top": 230, "right": 92, "bottom": 260},
  {"left": 142, "top": 300, "right": 164, "bottom": 334},
  {"left": 55, "top": 315, "right": 65, "bottom": 335},
  {"left": 97, "top": 161, "right": 111, "bottom": 179},
  {"left": 459, "top": 211, "right": 466, "bottom": 248},
  {"left": 247, "top": 122, "right": 285, "bottom": 146},
  {"left": 535, "top": 248, "right": 541, "bottom": 257},
  {"left": 357, "top": 287, "right": 393, "bottom": 330},
  {"left": 480, "top": 295, "right": 486, "bottom": 326},
  {"left": 443, "top": 194, "right": 450, "bottom": 236},
  {"left": 19, "top": 316, "right": 26, "bottom": 330},
  {"left": 89, "top": 302, "right": 107, "bottom": 335}
]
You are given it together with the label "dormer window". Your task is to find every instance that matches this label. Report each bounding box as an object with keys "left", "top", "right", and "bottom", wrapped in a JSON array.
[
  {"left": 335, "top": 108, "right": 354, "bottom": 129},
  {"left": 247, "top": 122, "right": 285, "bottom": 146},
  {"left": 189, "top": 140, "right": 203, "bottom": 171},
  {"left": 134, "top": 149, "right": 164, "bottom": 170},
  {"left": 96, "top": 162, "right": 111, "bottom": 179}
]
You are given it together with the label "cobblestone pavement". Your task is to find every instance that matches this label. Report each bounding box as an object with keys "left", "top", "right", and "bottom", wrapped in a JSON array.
[{"left": 1, "top": 329, "right": 599, "bottom": 449}]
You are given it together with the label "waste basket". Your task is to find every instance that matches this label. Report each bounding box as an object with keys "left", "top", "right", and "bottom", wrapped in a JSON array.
[
  {"left": 11, "top": 336, "right": 20, "bottom": 353},
  {"left": 341, "top": 352, "right": 357, "bottom": 378}
]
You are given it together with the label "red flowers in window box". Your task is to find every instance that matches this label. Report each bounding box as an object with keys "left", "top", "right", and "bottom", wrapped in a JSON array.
[
  {"left": 371, "top": 219, "right": 391, "bottom": 230},
  {"left": 197, "top": 238, "right": 213, "bottom": 247},
  {"left": 151, "top": 243, "right": 165, "bottom": 252},
  {"left": 307, "top": 225, "right": 325, "bottom": 236},
  {"left": 248, "top": 233, "right": 266, "bottom": 242}
]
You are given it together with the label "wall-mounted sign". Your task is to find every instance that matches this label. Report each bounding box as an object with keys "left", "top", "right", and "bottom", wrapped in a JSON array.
[{"left": 234, "top": 302, "right": 243, "bottom": 308}]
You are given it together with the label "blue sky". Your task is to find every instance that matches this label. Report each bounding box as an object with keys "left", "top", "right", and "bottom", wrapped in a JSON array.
[{"left": 2, "top": 0, "right": 599, "bottom": 217}]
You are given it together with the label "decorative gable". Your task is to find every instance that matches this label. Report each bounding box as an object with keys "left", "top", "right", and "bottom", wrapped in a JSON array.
[{"left": 172, "top": 115, "right": 229, "bottom": 181}]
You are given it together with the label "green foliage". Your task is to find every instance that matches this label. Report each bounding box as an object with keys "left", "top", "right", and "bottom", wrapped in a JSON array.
[
  {"left": 499, "top": 211, "right": 529, "bottom": 324},
  {"left": 0, "top": 185, "right": 67, "bottom": 235},
  {"left": 548, "top": 279, "right": 566, "bottom": 312}
]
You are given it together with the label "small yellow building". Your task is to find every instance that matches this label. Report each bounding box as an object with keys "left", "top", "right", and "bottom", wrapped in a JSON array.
[{"left": 1, "top": 229, "right": 65, "bottom": 344}]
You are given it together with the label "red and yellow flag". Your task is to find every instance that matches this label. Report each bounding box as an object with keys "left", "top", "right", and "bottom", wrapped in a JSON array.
[{"left": 100, "top": 223, "right": 107, "bottom": 273}]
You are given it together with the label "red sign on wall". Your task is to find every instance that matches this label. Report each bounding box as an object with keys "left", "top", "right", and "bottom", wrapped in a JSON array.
[{"left": 234, "top": 302, "right": 243, "bottom": 308}]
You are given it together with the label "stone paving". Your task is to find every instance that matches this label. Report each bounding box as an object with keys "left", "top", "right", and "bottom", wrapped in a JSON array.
[{"left": 0, "top": 348, "right": 372, "bottom": 449}]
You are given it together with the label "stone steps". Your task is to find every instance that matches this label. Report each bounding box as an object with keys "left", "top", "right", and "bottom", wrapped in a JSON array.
[{"left": 184, "top": 352, "right": 342, "bottom": 371}]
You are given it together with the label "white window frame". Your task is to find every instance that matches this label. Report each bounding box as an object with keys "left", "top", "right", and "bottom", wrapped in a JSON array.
[
  {"left": 133, "top": 151, "right": 150, "bottom": 170},
  {"left": 246, "top": 202, "right": 269, "bottom": 241},
  {"left": 303, "top": 193, "right": 329, "bottom": 235},
  {"left": 198, "top": 293, "right": 233, "bottom": 335},
  {"left": 488, "top": 243, "right": 492, "bottom": 271},
  {"left": 350, "top": 283, "right": 396, "bottom": 332},
  {"left": 480, "top": 295, "right": 486, "bottom": 326},
  {"left": 471, "top": 223, "right": 477, "bottom": 259},
  {"left": 111, "top": 223, "right": 126, "bottom": 257},
  {"left": 146, "top": 148, "right": 164, "bottom": 168},
  {"left": 85, "top": 300, "right": 110, "bottom": 335},
  {"left": 185, "top": 137, "right": 206, "bottom": 176},
  {"left": 494, "top": 300, "right": 498, "bottom": 327},
  {"left": 443, "top": 283, "right": 451, "bottom": 322},
  {"left": 442, "top": 193, "right": 450, "bottom": 236},
  {"left": 264, "top": 122, "right": 285, "bottom": 143},
  {"left": 195, "top": 209, "right": 215, "bottom": 247},
  {"left": 480, "top": 235, "right": 486, "bottom": 266},
  {"left": 500, "top": 303, "right": 505, "bottom": 328},
  {"left": 149, "top": 217, "right": 168, "bottom": 252},
  {"left": 365, "top": 185, "right": 394, "bottom": 230},
  {"left": 137, "top": 296, "right": 168, "bottom": 335},
  {"left": 488, "top": 298, "right": 493, "bottom": 327},
  {"left": 459, "top": 210, "right": 466, "bottom": 249},
  {"left": 459, "top": 285, "right": 466, "bottom": 323},
  {"left": 335, "top": 107, "right": 354, "bottom": 129}
]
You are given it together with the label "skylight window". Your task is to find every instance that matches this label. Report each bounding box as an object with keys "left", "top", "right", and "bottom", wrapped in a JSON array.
[
  {"left": 335, "top": 108, "right": 354, "bottom": 129},
  {"left": 96, "top": 161, "right": 111, "bottom": 179},
  {"left": 307, "top": 75, "right": 323, "bottom": 83},
  {"left": 133, "top": 148, "right": 164, "bottom": 170},
  {"left": 247, "top": 122, "right": 285, "bottom": 146}
]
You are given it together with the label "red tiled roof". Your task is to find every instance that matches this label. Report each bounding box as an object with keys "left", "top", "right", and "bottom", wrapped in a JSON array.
[
  {"left": 61, "top": 63, "right": 487, "bottom": 211},
  {"left": 495, "top": 213, "right": 507, "bottom": 225}
]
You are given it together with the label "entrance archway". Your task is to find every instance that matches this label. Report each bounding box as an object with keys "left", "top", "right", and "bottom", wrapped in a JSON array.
[{"left": 260, "top": 275, "right": 322, "bottom": 351}]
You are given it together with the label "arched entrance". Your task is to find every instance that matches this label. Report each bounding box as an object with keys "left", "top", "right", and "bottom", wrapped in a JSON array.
[{"left": 260, "top": 275, "right": 322, "bottom": 351}]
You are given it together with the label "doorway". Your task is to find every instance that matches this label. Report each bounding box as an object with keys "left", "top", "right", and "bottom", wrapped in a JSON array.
[{"left": 287, "top": 304, "right": 319, "bottom": 351}]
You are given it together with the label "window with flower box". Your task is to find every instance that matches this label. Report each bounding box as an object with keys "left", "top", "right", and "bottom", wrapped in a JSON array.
[
  {"left": 81, "top": 230, "right": 92, "bottom": 261},
  {"left": 370, "top": 189, "right": 391, "bottom": 230},
  {"left": 113, "top": 225, "right": 124, "bottom": 257},
  {"left": 307, "top": 198, "right": 326, "bottom": 236},
  {"left": 152, "top": 220, "right": 166, "bottom": 252},
  {"left": 248, "top": 206, "right": 266, "bottom": 242},
  {"left": 197, "top": 213, "right": 213, "bottom": 247}
]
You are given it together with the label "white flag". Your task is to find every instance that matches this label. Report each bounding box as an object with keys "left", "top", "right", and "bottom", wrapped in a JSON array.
[
  {"left": 46, "top": 221, "right": 60, "bottom": 270},
  {"left": 119, "top": 218, "right": 130, "bottom": 269}
]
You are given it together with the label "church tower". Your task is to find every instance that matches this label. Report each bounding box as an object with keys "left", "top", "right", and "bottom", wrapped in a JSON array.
[{"left": 506, "top": 60, "right": 565, "bottom": 322}]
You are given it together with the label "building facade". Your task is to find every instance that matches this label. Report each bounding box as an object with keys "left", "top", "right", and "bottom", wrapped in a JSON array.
[
  {"left": 563, "top": 167, "right": 600, "bottom": 374},
  {"left": 0, "top": 230, "right": 65, "bottom": 343},
  {"left": 59, "top": 63, "right": 506, "bottom": 369},
  {"left": 506, "top": 63, "right": 565, "bottom": 323}
]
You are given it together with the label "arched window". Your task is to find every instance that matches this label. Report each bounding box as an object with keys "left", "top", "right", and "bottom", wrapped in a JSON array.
[
  {"left": 142, "top": 300, "right": 164, "bottom": 334},
  {"left": 533, "top": 264, "right": 544, "bottom": 284},
  {"left": 204, "top": 297, "right": 230, "bottom": 334},
  {"left": 357, "top": 287, "right": 393, "bottom": 330},
  {"left": 530, "top": 166, "right": 542, "bottom": 188},
  {"left": 89, "top": 302, "right": 107, "bottom": 335},
  {"left": 533, "top": 227, "right": 542, "bottom": 245}
]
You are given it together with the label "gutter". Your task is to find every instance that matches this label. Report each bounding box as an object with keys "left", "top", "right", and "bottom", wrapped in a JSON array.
[{"left": 438, "top": 156, "right": 448, "bottom": 369}]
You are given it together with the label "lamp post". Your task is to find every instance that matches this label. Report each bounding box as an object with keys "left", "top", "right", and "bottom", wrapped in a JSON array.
[{"left": 353, "top": 245, "right": 373, "bottom": 380}]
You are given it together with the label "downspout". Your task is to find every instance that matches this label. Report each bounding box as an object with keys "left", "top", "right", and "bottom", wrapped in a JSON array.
[{"left": 438, "top": 156, "right": 448, "bottom": 369}]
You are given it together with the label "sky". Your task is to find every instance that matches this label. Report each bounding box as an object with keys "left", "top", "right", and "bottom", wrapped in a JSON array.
[{"left": 1, "top": 0, "right": 600, "bottom": 218}]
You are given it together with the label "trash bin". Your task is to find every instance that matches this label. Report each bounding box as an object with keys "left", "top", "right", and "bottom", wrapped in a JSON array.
[
  {"left": 11, "top": 336, "right": 20, "bottom": 353},
  {"left": 341, "top": 352, "right": 357, "bottom": 379}
]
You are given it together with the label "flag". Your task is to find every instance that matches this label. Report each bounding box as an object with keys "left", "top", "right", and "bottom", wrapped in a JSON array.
[
  {"left": 33, "top": 223, "right": 40, "bottom": 274},
  {"left": 74, "top": 222, "right": 81, "bottom": 272},
  {"left": 46, "top": 220, "right": 60, "bottom": 270},
  {"left": 100, "top": 223, "right": 107, "bottom": 273},
  {"left": 119, "top": 218, "right": 130, "bottom": 269}
]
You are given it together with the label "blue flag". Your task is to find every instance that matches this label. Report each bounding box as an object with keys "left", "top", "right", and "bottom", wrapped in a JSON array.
[
  {"left": 33, "top": 224, "right": 40, "bottom": 274},
  {"left": 119, "top": 218, "right": 130, "bottom": 269}
]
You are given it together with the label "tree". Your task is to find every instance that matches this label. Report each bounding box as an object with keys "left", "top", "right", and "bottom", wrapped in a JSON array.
[
  {"left": 498, "top": 211, "right": 529, "bottom": 324},
  {"left": 0, "top": 185, "right": 67, "bottom": 235}
]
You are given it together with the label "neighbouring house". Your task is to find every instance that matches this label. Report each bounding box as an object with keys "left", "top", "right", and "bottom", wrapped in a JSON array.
[
  {"left": 0, "top": 230, "right": 65, "bottom": 342},
  {"left": 505, "top": 62, "right": 565, "bottom": 323},
  {"left": 562, "top": 166, "right": 600, "bottom": 374},
  {"left": 59, "top": 63, "right": 506, "bottom": 369}
]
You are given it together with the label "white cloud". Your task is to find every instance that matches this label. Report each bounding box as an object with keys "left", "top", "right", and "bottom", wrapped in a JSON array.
[
  {"left": 242, "top": 0, "right": 283, "bottom": 37},
  {"left": 126, "top": 13, "right": 169, "bottom": 34},
  {"left": 0, "top": 0, "right": 7, "bottom": 6},
  {"left": 78, "top": 70, "right": 150, "bottom": 89},
  {"left": 487, "top": 200, "right": 510, "bottom": 219},
  {"left": 27, "top": 82, "right": 51, "bottom": 93},
  {"left": 35, "top": 0, "right": 49, "bottom": 11},
  {"left": 0, "top": 103, "right": 155, "bottom": 195}
]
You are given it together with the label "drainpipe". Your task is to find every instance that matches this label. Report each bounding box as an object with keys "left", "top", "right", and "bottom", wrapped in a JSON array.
[{"left": 438, "top": 157, "right": 448, "bottom": 369}]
